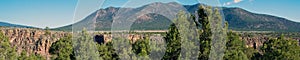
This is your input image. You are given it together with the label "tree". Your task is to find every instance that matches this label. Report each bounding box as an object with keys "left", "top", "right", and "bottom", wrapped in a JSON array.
[
  {"left": 162, "top": 23, "right": 181, "bottom": 60},
  {"left": 45, "top": 27, "right": 51, "bottom": 35},
  {"left": 195, "top": 5, "right": 228, "bottom": 60},
  {"left": 113, "top": 37, "right": 137, "bottom": 60},
  {"left": 0, "top": 31, "right": 17, "bottom": 60},
  {"left": 73, "top": 29, "right": 99, "bottom": 60},
  {"left": 49, "top": 34, "right": 74, "bottom": 60},
  {"left": 261, "top": 35, "right": 300, "bottom": 60},
  {"left": 132, "top": 37, "right": 150, "bottom": 57},
  {"left": 196, "top": 5, "right": 213, "bottom": 60},
  {"left": 223, "top": 32, "right": 248, "bottom": 60},
  {"left": 97, "top": 42, "right": 119, "bottom": 60}
]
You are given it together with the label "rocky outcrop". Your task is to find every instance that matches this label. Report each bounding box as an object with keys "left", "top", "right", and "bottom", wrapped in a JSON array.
[
  {"left": 2, "top": 28, "right": 298, "bottom": 59},
  {"left": 0, "top": 28, "right": 68, "bottom": 59},
  {"left": 241, "top": 36, "right": 269, "bottom": 50}
]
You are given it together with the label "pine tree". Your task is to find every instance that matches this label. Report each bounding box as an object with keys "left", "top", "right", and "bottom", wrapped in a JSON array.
[
  {"left": 162, "top": 23, "right": 181, "bottom": 60},
  {"left": 261, "top": 35, "right": 300, "bottom": 60},
  {"left": 196, "top": 5, "right": 213, "bottom": 60},
  {"left": 132, "top": 37, "right": 150, "bottom": 57},
  {"left": 113, "top": 37, "right": 136, "bottom": 60},
  {"left": 98, "top": 42, "right": 119, "bottom": 60},
  {"left": 49, "top": 34, "right": 74, "bottom": 60},
  {"left": 223, "top": 32, "right": 248, "bottom": 60},
  {"left": 195, "top": 5, "right": 227, "bottom": 60},
  {"left": 73, "top": 29, "right": 99, "bottom": 60}
]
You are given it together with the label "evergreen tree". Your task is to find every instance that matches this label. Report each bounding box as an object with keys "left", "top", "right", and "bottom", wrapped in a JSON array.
[
  {"left": 97, "top": 42, "right": 119, "bottom": 60},
  {"left": 223, "top": 32, "right": 248, "bottom": 60},
  {"left": 261, "top": 35, "right": 300, "bottom": 60},
  {"left": 17, "top": 50, "right": 46, "bottom": 60},
  {"left": 73, "top": 29, "right": 99, "bottom": 60},
  {"left": 45, "top": 26, "right": 51, "bottom": 35},
  {"left": 113, "top": 37, "right": 137, "bottom": 60},
  {"left": 195, "top": 5, "right": 228, "bottom": 60},
  {"left": 162, "top": 23, "right": 181, "bottom": 60},
  {"left": 196, "top": 5, "right": 213, "bottom": 60},
  {"left": 49, "top": 34, "right": 74, "bottom": 60},
  {"left": 175, "top": 11, "right": 199, "bottom": 60},
  {"left": 132, "top": 37, "right": 150, "bottom": 57}
]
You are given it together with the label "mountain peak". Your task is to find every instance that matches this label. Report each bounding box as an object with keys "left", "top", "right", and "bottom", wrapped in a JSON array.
[{"left": 54, "top": 2, "right": 300, "bottom": 32}]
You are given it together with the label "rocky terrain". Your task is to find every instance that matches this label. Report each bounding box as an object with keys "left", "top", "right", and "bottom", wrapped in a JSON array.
[
  {"left": 0, "top": 28, "right": 69, "bottom": 59},
  {"left": 1, "top": 27, "right": 299, "bottom": 59}
]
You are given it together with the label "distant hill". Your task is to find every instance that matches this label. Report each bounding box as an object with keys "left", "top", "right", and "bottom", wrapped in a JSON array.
[
  {"left": 54, "top": 2, "right": 300, "bottom": 32},
  {"left": 0, "top": 21, "right": 37, "bottom": 28},
  {"left": 222, "top": 7, "right": 300, "bottom": 32}
]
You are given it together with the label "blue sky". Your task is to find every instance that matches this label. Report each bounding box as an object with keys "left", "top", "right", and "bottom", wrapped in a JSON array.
[{"left": 0, "top": 0, "right": 299, "bottom": 28}]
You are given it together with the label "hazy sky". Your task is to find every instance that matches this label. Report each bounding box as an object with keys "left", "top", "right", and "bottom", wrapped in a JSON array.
[{"left": 0, "top": 0, "right": 299, "bottom": 28}]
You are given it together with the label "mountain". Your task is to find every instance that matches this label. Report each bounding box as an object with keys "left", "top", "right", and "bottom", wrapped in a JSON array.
[
  {"left": 0, "top": 21, "right": 36, "bottom": 28},
  {"left": 54, "top": 2, "right": 300, "bottom": 32},
  {"left": 223, "top": 7, "right": 300, "bottom": 31}
]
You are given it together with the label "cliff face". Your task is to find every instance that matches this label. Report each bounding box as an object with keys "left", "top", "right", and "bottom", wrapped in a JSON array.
[
  {"left": 2, "top": 28, "right": 298, "bottom": 59},
  {"left": 0, "top": 28, "right": 68, "bottom": 59}
]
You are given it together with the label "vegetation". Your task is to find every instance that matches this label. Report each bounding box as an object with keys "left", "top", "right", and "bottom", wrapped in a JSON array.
[
  {"left": 49, "top": 34, "right": 74, "bottom": 60},
  {"left": 0, "top": 31, "right": 17, "bottom": 60},
  {"left": 97, "top": 42, "right": 119, "bottom": 60},
  {"left": 0, "top": 4, "right": 300, "bottom": 60},
  {"left": 0, "top": 31, "right": 45, "bottom": 60},
  {"left": 223, "top": 32, "right": 249, "bottom": 60},
  {"left": 162, "top": 24, "right": 181, "bottom": 60},
  {"left": 45, "top": 26, "right": 51, "bottom": 35},
  {"left": 73, "top": 29, "right": 99, "bottom": 60},
  {"left": 260, "top": 35, "right": 300, "bottom": 60}
]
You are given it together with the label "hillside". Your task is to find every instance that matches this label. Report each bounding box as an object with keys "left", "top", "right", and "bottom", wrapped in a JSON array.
[
  {"left": 54, "top": 2, "right": 300, "bottom": 32},
  {"left": 0, "top": 21, "right": 37, "bottom": 28}
]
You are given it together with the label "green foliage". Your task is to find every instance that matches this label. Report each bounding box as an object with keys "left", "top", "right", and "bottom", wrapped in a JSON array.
[
  {"left": 131, "top": 13, "right": 172, "bottom": 30},
  {"left": 162, "top": 23, "right": 181, "bottom": 60},
  {"left": 196, "top": 5, "right": 213, "bottom": 60},
  {"left": 73, "top": 29, "right": 99, "bottom": 60},
  {"left": 49, "top": 34, "right": 74, "bottom": 60},
  {"left": 0, "top": 31, "right": 45, "bottom": 60},
  {"left": 113, "top": 37, "right": 137, "bottom": 59},
  {"left": 175, "top": 11, "right": 199, "bottom": 60},
  {"left": 0, "top": 31, "right": 17, "bottom": 60},
  {"left": 223, "top": 32, "right": 248, "bottom": 60},
  {"left": 261, "top": 35, "right": 300, "bottom": 60},
  {"left": 18, "top": 51, "right": 45, "bottom": 60},
  {"left": 45, "top": 26, "right": 51, "bottom": 35},
  {"left": 97, "top": 42, "right": 119, "bottom": 60},
  {"left": 132, "top": 37, "right": 150, "bottom": 56}
]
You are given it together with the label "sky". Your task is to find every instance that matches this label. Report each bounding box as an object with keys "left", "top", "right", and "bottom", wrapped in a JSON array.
[{"left": 0, "top": 0, "right": 299, "bottom": 28}]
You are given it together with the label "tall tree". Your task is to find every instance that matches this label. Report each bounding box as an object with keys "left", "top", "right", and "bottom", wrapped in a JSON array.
[
  {"left": 49, "top": 34, "right": 74, "bottom": 60},
  {"left": 163, "top": 23, "right": 181, "bottom": 60},
  {"left": 97, "top": 42, "right": 119, "bottom": 60},
  {"left": 223, "top": 32, "right": 248, "bottom": 60},
  {"left": 195, "top": 5, "right": 228, "bottom": 60},
  {"left": 261, "top": 35, "right": 300, "bottom": 60},
  {"left": 73, "top": 29, "right": 99, "bottom": 60},
  {"left": 196, "top": 5, "right": 213, "bottom": 60}
]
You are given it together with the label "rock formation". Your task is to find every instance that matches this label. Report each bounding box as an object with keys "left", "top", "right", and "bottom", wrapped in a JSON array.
[{"left": 0, "top": 28, "right": 68, "bottom": 59}]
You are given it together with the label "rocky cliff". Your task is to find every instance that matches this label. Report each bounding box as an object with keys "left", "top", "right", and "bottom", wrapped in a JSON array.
[
  {"left": 2, "top": 27, "right": 299, "bottom": 59},
  {"left": 0, "top": 28, "right": 69, "bottom": 59}
]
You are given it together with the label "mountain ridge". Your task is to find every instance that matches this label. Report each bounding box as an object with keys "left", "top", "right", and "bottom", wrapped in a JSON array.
[
  {"left": 0, "top": 21, "right": 37, "bottom": 28},
  {"left": 0, "top": 2, "right": 295, "bottom": 32},
  {"left": 54, "top": 2, "right": 300, "bottom": 32}
]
